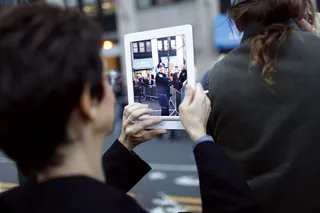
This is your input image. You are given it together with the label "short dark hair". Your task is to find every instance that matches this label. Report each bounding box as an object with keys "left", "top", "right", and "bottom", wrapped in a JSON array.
[
  {"left": 0, "top": 4, "right": 104, "bottom": 175},
  {"left": 157, "top": 62, "right": 165, "bottom": 68}
]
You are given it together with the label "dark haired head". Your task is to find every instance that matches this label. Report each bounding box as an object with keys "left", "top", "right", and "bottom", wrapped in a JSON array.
[
  {"left": 0, "top": 4, "right": 113, "bottom": 175},
  {"left": 229, "top": 0, "right": 315, "bottom": 84},
  {"left": 157, "top": 62, "right": 165, "bottom": 69}
]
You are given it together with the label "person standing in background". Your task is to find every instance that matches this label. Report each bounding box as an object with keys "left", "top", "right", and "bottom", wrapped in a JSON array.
[
  {"left": 204, "top": 0, "right": 320, "bottom": 212},
  {"left": 155, "top": 62, "right": 172, "bottom": 116}
]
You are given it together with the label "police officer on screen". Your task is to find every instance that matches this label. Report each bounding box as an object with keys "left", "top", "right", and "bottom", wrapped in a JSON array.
[{"left": 156, "top": 62, "right": 172, "bottom": 116}]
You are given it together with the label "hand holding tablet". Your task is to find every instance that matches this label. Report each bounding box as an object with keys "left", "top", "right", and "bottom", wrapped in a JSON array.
[{"left": 124, "top": 25, "right": 195, "bottom": 129}]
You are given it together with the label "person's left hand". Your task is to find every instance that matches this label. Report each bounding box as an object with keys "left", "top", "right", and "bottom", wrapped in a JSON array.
[{"left": 118, "top": 103, "right": 167, "bottom": 151}]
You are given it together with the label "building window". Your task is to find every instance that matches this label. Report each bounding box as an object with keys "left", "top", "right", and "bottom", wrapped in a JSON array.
[
  {"left": 163, "top": 40, "right": 169, "bottom": 51},
  {"left": 82, "top": 0, "right": 98, "bottom": 16},
  {"left": 146, "top": 41, "right": 152, "bottom": 52},
  {"left": 133, "top": 43, "right": 138, "bottom": 53},
  {"left": 102, "top": 0, "right": 115, "bottom": 15},
  {"left": 157, "top": 40, "right": 163, "bottom": 51},
  {"left": 136, "top": 0, "right": 193, "bottom": 9},
  {"left": 139, "top": 42, "right": 145, "bottom": 52},
  {"left": 171, "top": 39, "right": 176, "bottom": 49}
]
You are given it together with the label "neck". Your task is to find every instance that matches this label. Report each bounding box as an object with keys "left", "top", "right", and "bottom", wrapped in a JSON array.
[
  {"left": 241, "top": 19, "right": 300, "bottom": 43},
  {"left": 38, "top": 137, "right": 105, "bottom": 183}
]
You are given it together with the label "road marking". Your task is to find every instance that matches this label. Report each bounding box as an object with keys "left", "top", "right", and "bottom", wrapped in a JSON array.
[
  {"left": 1, "top": 182, "right": 18, "bottom": 188},
  {"left": 174, "top": 176, "right": 199, "bottom": 187},
  {"left": 149, "top": 192, "right": 186, "bottom": 213},
  {"left": 0, "top": 182, "right": 18, "bottom": 193},
  {"left": 167, "top": 195, "right": 201, "bottom": 205},
  {"left": 148, "top": 171, "right": 167, "bottom": 180},
  {"left": 127, "top": 192, "right": 135, "bottom": 198},
  {"left": 149, "top": 164, "right": 197, "bottom": 172},
  {"left": 168, "top": 195, "right": 202, "bottom": 212}
]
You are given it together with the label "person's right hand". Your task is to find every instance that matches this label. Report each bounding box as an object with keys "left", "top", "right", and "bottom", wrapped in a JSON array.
[{"left": 179, "top": 83, "right": 211, "bottom": 142}]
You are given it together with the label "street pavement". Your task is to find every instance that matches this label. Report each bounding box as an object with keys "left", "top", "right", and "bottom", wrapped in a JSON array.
[
  {"left": 0, "top": 132, "right": 202, "bottom": 213},
  {"left": 135, "top": 95, "right": 179, "bottom": 117}
]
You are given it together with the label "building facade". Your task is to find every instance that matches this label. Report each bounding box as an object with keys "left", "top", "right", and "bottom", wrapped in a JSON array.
[
  {"left": 47, "top": 0, "right": 120, "bottom": 71},
  {"left": 115, "top": 0, "right": 222, "bottom": 81}
]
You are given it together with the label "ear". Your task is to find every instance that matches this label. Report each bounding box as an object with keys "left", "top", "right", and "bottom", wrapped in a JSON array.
[{"left": 79, "top": 85, "right": 99, "bottom": 121}]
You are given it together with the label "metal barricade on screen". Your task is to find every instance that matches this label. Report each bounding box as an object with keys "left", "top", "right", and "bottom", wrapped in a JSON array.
[{"left": 170, "top": 87, "right": 178, "bottom": 116}]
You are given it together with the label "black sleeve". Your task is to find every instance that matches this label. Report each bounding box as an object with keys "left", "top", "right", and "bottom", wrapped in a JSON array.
[
  {"left": 194, "top": 141, "right": 260, "bottom": 213},
  {"left": 17, "top": 168, "right": 29, "bottom": 185},
  {"left": 102, "top": 140, "right": 151, "bottom": 193},
  {"left": 179, "top": 69, "right": 187, "bottom": 83}
]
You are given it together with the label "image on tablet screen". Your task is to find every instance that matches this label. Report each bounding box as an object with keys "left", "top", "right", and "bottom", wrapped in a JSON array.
[{"left": 131, "top": 35, "right": 187, "bottom": 116}]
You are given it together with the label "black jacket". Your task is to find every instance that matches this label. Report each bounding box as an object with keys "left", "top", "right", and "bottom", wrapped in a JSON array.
[
  {"left": 207, "top": 21, "right": 320, "bottom": 213},
  {"left": 0, "top": 140, "right": 259, "bottom": 213}
]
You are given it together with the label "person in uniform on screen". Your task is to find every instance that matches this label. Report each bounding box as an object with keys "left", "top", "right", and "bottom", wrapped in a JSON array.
[{"left": 156, "top": 62, "right": 172, "bottom": 116}]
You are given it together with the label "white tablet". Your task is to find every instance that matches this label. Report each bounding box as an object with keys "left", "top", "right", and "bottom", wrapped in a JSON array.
[{"left": 124, "top": 25, "right": 195, "bottom": 130}]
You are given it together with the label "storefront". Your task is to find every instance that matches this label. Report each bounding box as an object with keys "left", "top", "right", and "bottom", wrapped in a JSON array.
[{"left": 132, "top": 58, "right": 156, "bottom": 78}]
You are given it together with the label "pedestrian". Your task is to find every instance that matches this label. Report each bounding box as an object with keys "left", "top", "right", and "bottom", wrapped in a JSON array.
[
  {"left": 137, "top": 78, "right": 146, "bottom": 103},
  {"left": 203, "top": 0, "right": 320, "bottom": 212},
  {"left": 155, "top": 62, "right": 172, "bottom": 116}
]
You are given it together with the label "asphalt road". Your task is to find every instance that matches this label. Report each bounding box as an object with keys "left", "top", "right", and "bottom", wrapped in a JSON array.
[{"left": 0, "top": 132, "right": 202, "bottom": 213}]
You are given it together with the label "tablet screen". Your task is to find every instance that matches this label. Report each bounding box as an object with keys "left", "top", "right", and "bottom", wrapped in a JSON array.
[{"left": 130, "top": 35, "right": 188, "bottom": 117}]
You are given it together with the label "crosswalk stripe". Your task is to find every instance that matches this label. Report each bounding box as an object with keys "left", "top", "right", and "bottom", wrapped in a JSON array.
[
  {"left": 0, "top": 182, "right": 18, "bottom": 193},
  {"left": 1, "top": 182, "right": 18, "bottom": 188},
  {"left": 127, "top": 192, "right": 135, "bottom": 198},
  {"left": 167, "top": 195, "right": 201, "bottom": 205}
]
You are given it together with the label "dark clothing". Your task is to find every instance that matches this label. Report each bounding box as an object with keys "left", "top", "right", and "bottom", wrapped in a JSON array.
[
  {"left": 194, "top": 142, "right": 259, "bottom": 213},
  {"left": 137, "top": 81, "right": 145, "bottom": 103},
  {"left": 143, "top": 78, "right": 149, "bottom": 85},
  {"left": 102, "top": 140, "right": 151, "bottom": 192},
  {"left": 201, "top": 69, "right": 210, "bottom": 91},
  {"left": 17, "top": 169, "right": 27, "bottom": 185},
  {"left": 0, "top": 140, "right": 259, "bottom": 213},
  {"left": 158, "top": 94, "right": 170, "bottom": 116},
  {"left": 172, "top": 72, "right": 182, "bottom": 91},
  {"left": 1, "top": 140, "right": 150, "bottom": 213},
  {"left": 155, "top": 72, "right": 172, "bottom": 115},
  {"left": 206, "top": 21, "right": 320, "bottom": 213},
  {"left": 179, "top": 69, "right": 187, "bottom": 84},
  {"left": 155, "top": 72, "right": 172, "bottom": 95}
]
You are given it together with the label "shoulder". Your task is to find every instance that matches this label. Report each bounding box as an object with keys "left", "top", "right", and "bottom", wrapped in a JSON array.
[
  {"left": 208, "top": 45, "right": 250, "bottom": 81},
  {"left": 285, "top": 30, "right": 320, "bottom": 54},
  {"left": 0, "top": 177, "right": 147, "bottom": 213}
]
